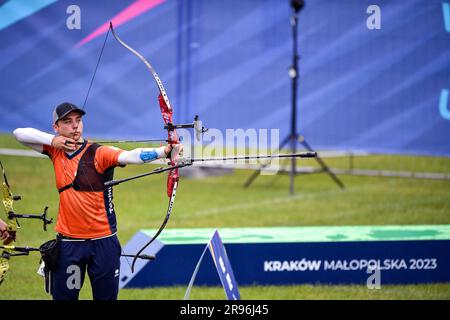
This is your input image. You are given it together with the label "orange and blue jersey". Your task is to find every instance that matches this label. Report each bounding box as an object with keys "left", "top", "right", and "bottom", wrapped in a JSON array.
[{"left": 42, "top": 141, "right": 124, "bottom": 239}]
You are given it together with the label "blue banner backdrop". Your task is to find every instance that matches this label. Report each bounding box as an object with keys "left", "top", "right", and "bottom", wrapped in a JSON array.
[{"left": 1, "top": 0, "right": 449, "bottom": 155}]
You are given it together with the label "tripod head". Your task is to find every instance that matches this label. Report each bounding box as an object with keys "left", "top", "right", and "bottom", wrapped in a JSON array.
[{"left": 290, "top": 0, "right": 305, "bottom": 13}]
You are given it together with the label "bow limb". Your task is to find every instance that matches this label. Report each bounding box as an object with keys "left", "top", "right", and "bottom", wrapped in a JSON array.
[
  {"left": 0, "top": 257, "right": 9, "bottom": 285},
  {"left": 108, "top": 22, "right": 180, "bottom": 273},
  {"left": 0, "top": 161, "right": 52, "bottom": 285},
  {"left": 109, "top": 22, "right": 181, "bottom": 196},
  {"left": 109, "top": 22, "right": 172, "bottom": 111},
  {"left": 129, "top": 180, "right": 178, "bottom": 273},
  {"left": 0, "top": 161, "right": 17, "bottom": 285},
  {"left": 1, "top": 161, "right": 18, "bottom": 245},
  {"left": 1, "top": 161, "right": 51, "bottom": 238}
]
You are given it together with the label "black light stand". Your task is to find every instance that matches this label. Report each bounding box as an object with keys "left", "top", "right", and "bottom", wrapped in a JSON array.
[{"left": 244, "top": 0, "right": 345, "bottom": 194}]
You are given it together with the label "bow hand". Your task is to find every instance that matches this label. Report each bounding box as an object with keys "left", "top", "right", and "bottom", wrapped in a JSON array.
[
  {"left": 165, "top": 144, "right": 183, "bottom": 164},
  {"left": 0, "top": 220, "right": 13, "bottom": 245}
]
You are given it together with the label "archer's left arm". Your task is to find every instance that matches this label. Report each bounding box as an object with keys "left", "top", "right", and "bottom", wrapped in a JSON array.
[
  {"left": 117, "top": 146, "right": 169, "bottom": 165},
  {"left": 117, "top": 143, "right": 183, "bottom": 165}
]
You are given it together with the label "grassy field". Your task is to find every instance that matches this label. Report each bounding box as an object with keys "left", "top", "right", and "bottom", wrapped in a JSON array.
[{"left": 0, "top": 134, "right": 449, "bottom": 300}]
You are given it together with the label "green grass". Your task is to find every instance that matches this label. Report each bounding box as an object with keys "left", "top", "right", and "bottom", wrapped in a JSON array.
[
  {"left": 0, "top": 134, "right": 449, "bottom": 300},
  {"left": 117, "top": 284, "right": 450, "bottom": 300}
]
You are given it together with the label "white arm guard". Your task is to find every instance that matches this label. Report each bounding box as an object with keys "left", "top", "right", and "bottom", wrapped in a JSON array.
[
  {"left": 13, "top": 128, "right": 55, "bottom": 153},
  {"left": 117, "top": 147, "right": 166, "bottom": 165}
]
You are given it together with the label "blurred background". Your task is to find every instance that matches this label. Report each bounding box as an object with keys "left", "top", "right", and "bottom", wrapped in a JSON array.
[
  {"left": 0, "top": 0, "right": 449, "bottom": 300},
  {"left": 1, "top": 0, "right": 449, "bottom": 155}
]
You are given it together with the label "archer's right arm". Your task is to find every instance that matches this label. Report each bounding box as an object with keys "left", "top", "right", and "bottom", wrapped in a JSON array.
[{"left": 13, "top": 128, "right": 55, "bottom": 153}]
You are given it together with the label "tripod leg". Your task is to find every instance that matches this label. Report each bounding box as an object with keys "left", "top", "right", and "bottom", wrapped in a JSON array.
[
  {"left": 243, "top": 135, "right": 291, "bottom": 188},
  {"left": 267, "top": 164, "right": 290, "bottom": 188},
  {"left": 299, "top": 136, "right": 345, "bottom": 189}
]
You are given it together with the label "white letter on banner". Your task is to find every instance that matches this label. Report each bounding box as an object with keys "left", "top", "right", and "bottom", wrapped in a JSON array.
[
  {"left": 443, "top": 2, "right": 450, "bottom": 33},
  {"left": 439, "top": 89, "right": 450, "bottom": 120}
]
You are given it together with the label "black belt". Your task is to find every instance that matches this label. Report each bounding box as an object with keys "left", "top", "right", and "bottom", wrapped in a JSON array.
[
  {"left": 57, "top": 233, "right": 90, "bottom": 241},
  {"left": 57, "top": 233, "right": 115, "bottom": 241}
]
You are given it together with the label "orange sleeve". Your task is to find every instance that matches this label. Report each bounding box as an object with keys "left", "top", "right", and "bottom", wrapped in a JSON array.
[{"left": 94, "top": 145, "right": 125, "bottom": 174}]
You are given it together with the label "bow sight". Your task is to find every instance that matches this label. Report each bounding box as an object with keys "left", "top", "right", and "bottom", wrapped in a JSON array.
[{"left": 164, "top": 115, "right": 208, "bottom": 142}]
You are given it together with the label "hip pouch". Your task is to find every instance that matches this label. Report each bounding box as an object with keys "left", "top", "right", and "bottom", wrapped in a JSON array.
[{"left": 39, "top": 238, "right": 61, "bottom": 272}]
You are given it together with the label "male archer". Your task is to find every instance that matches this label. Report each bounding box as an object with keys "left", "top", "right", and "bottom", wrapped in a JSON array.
[{"left": 13, "top": 102, "right": 182, "bottom": 300}]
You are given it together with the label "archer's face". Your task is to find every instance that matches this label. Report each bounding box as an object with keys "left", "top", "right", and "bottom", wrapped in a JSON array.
[{"left": 53, "top": 111, "right": 84, "bottom": 141}]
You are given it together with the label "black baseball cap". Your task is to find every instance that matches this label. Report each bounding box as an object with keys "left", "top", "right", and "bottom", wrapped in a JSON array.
[{"left": 52, "top": 102, "right": 86, "bottom": 124}]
